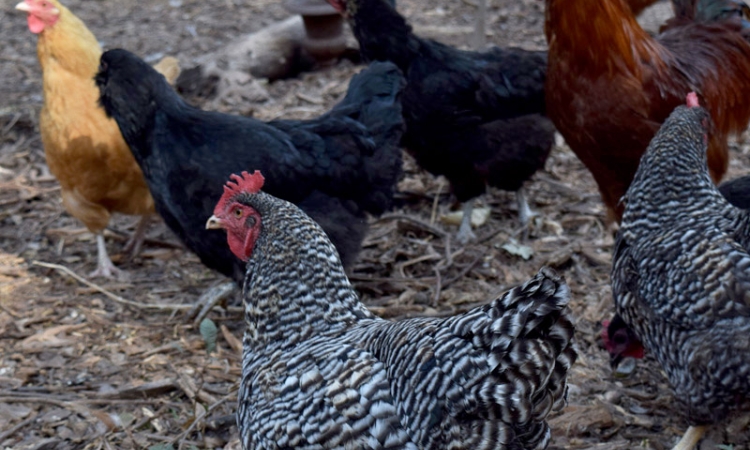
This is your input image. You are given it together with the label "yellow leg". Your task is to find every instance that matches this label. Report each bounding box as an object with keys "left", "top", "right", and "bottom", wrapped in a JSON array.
[{"left": 672, "top": 425, "right": 707, "bottom": 450}]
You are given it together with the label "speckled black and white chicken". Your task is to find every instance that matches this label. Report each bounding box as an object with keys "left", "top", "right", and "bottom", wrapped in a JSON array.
[
  {"left": 610, "top": 93, "right": 750, "bottom": 450},
  {"left": 206, "top": 171, "right": 576, "bottom": 450}
]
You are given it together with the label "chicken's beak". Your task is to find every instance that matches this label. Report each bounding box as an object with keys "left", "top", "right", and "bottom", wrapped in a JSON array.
[
  {"left": 205, "top": 215, "right": 224, "bottom": 230},
  {"left": 15, "top": 1, "right": 32, "bottom": 12}
]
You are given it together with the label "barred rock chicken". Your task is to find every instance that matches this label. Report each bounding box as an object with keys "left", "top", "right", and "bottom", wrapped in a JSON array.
[
  {"left": 207, "top": 170, "right": 576, "bottom": 450},
  {"left": 610, "top": 93, "right": 750, "bottom": 450},
  {"left": 96, "top": 49, "right": 405, "bottom": 287},
  {"left": 545, "top": 0, "right": 750, "bottom": 222},
  {"left": 15, "top": 0, "right": 180, "bottom": 278},
  {"left": 328, "top": 0, "right": 555, "bottom": 243}
]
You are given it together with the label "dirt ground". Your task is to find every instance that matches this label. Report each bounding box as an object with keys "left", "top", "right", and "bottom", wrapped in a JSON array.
[{"left": 2, "top": 0, "right": 750, "bottom": 449}]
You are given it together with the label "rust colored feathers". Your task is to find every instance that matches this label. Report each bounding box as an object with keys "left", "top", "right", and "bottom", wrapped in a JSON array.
[{"left": 545, "top": 0, "right": 750, "bottom": 221}]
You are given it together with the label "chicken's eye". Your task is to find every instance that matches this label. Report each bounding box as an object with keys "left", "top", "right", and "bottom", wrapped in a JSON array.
[{"left": 233, "top": 208, "right": 243, "bottom": 218}]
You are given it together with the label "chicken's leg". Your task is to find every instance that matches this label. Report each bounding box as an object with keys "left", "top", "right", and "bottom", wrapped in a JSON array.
[
  {"left": 89, "top": 234, "right": 125, "bottom": 279},
  {"left": 123, "top": 214, "right": 151, "bottom": 260},
  {"left": 516, "top": 187, "right": 537, "bottom": 227},
  {"left": 672, "top": 425, "right": 707, "bottom": 450},
  {"left": 456, "top": 199, "right": 476, "bottom": 244}
]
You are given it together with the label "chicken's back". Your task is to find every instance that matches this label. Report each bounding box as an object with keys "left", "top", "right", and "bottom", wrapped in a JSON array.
[
  {"left": 238, "top": 267, "right": 575, "bottom": 449},
  {"left": 35, "top": 2, "right": 153, "bottom": 232},
  {"left": 355, "top": 267, "right": 575, "bottom": 449},
  {"left": 401, "top": 45, "right": 552, "bottom": 201}
]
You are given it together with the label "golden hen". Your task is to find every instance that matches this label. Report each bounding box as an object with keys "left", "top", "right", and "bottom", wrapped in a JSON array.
[{"left": 15, "top": 0, "right": 179, "bottom": 277}]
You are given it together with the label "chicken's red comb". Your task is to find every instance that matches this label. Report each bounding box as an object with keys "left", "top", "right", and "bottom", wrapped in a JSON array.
[
  {"left": 214, "top": 171, "right": 265, "bottom": 216},
  {"left": 223, "top": 170, "right": 265, "bottom": 197},
  {"left": 686, "top": 92, "right": 699, "bottom": 108}
]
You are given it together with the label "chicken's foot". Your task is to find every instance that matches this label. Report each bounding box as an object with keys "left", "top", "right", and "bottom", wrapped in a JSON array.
[
  {"left": 122, "top": 214, "right": 151, "bottom": 260},
  {"left": 456, "top": 199, "right": 477, "bottom": 244},
  {"left": 672, "top": 425, "right": 707, "bottom": 450},
  {"left": 90, "top": 234, "right": 127, "bottom": 279}
]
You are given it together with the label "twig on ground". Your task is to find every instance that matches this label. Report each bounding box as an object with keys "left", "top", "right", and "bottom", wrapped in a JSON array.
[
  {"left": 205, "top": 413, "right": 237, "bottom": 430},
  {"left": 31, "top": 261, "right": 194, "bottom": 311},
  {"left": 0, "top": 412, "right": 39, "bottom": 442},
  {"left": 432, "top": 267, "right": 442, "bottom": 307},
  {"left": 430, "top": 179, "right": 444, "bottom": 225},
  {"left": 441, "top": 254, "right": 484, "bottom": 290},
  {"left": 378, "top": 213, "right": 447, "bottom": 237},
  {"left": 0, "top": 395, "right": 115, "bottom": 429},
  {"left": 173, "top": 393, "right": 233, "bottom": 449},
  {"left": 377, "top": 213, "right": 454, "bottom": 269}
]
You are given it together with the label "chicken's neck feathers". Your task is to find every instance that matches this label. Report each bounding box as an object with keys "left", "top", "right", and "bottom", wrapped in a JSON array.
[
  {"left": 623, "top": 136, "right": 719, "bottom": 232},
  {"left": 621, "top": 109, "right": 748, "bottom": 242},
  {"left": 242, "top": 194, "right": 375, "bottom": 350},
  {"left": 545, "top": 0, "right": 672, "bottom": 78},
  {"left": 36, "top": 7, "right": 100, "bottom": 78},
  {"left": 348, "top": 0, "right": 419, "bottom": 70}
]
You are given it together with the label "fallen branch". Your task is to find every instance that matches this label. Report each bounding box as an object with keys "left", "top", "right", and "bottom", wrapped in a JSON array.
[
  {"left": 31, "top": 261, "right": 193, "bottom": 311},
  {"left": 0, "top": 395, "right": 115, "bottom": 429},
  {"left": 0, "top": 412, "right": 39, "bottom": 442},
  {"left": 173, "top": 393, "right": 233, "bottom": 449}
]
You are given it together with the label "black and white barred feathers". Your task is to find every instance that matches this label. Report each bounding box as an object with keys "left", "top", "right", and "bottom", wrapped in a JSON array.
[
  {"left": 232, "top": 189, "right": 576, "bottom": 449},
  {"left": 612, "top": 98, "right": 750, "bottom": 426}
]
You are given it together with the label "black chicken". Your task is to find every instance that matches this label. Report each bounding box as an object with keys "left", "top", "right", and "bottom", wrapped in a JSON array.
[
  {"left": 207, "top": 170, "right": 576, "bottom": 450},
  {"left": 328, "top": 0, "right": 555, "bottom": 242},
  {"left": 610, "top": 93, "right": 750, "bottom": 450},
  {"left": 719, "top": 174, "right": 750, "bottom": 209},
  {"left": 95, "top": 48, "right": 405, "bottom": 284}
]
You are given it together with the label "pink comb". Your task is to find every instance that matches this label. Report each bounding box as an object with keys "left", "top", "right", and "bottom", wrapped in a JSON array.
[
  {"left": 686, "top": 92, "right": 700, "bottom": 108},
  {"left": 223, "top": 170, "right": 265, "bottom": 197}
]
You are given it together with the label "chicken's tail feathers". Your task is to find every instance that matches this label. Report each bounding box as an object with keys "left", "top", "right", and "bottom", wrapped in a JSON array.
[
  {"left": 450, "top": 267, "right": 577, "bottom": 426},
  {"left": 428, "top": 267, "right": 576, "bottom": 448},
  {"left": 335, "top": 62, "right": 407, "bottom": 216}
]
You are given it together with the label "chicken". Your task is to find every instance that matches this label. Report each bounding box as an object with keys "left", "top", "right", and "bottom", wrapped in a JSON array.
[
  {"left": 206, "top": 170, "right": 577, "bottom": 450},
  {"left": 15, "top": 0, "right": 180, "bottom": 278},
  {"left": 95, "top": 48, "right": 405, "bottom": 284},
  {"left": 545, "top": 0, "right": 750, "bottom": 222},
  {"left": 327, "top": 0, "right": 555, "bottom": 243},
  {"left": 601, "top": 314, "right": 644, "bottom": 368},
  {"left": 719, "top": 174, "right": 750, "bottom": 209},
  {"left": 669, "top": 0, "right": 750, "bottom": 26},
  {"left": 609, "top": 93, "right": 750, "bottom": 450}
]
